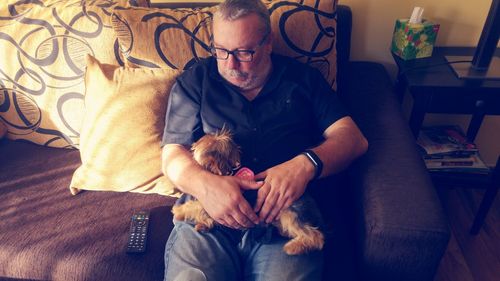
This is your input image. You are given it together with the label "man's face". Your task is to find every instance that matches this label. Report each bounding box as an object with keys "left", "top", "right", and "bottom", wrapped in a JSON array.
[{"left": 212, "top": 13, "right": 272, "bottom": 91}]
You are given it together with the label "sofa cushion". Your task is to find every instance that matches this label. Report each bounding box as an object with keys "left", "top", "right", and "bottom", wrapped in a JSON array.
[
  {"left": 0, "top": 139, "right": 176, "bottom": 281},
  {"left": 0, "top": 0, "right": 147, "bottom": 18},
  {"left": 0, "top": 120, "right": 6, "bottom": 138},
  {"left": 69, "top": 55, "right": 181, "bottom": 196},
  {"left": 0, "top": 0, "right": 141, "bottom": 148},
  {"left": 112, "top": 6, "right": 213, "bottom": 69},
  {"left": 111, "top": 0, "right": 338, "bottom": 87}
]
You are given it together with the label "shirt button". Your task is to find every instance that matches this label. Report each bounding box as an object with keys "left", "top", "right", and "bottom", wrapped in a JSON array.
[
  {"left": 252, "top": 157, "right": 259, "bottom": 163},
  {"left": 252, "top": 127, "right": 258, "bottom": 132}
]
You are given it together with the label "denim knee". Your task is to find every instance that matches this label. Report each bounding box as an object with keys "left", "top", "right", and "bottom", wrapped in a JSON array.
[{"left": 173, "top": 268, "right": 207, "bottom": 281}]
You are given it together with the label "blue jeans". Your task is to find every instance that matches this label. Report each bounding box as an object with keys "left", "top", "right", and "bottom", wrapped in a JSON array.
[{"left": 164, "top": 220, "right": 324, "bottom": 281}]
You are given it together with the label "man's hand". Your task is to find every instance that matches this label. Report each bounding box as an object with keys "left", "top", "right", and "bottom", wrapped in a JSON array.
[
  {"left": 254, "top": 155, "right": 315, "bottom": 224},
  {"left": 162, "top": 144, "right": 262, "bottom": 230},
  {"left": 196, "top": 175, "right": 262, "bottom": 229}
]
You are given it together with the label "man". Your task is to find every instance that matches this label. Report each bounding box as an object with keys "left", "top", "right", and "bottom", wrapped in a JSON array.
[{"left": 161, "top": 0, "right": 368, "bottom": 280}]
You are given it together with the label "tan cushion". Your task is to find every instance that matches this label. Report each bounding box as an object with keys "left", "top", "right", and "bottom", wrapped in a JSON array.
[
  {"left": 129, "top": 0, "right": 151, "bottom": 7},
  {"left": 0, "top": 0, "right": 147, "bottom": 15},
  {"left": 112, "top": 0, "right": 338, "bottom": 87},
  {"left": 0, "top": 1, "right": 34, "bottom": 19},
  {"left": 70, "top": 55, "right": 181, "bottom": 196},
  {"left": 0, "top": 0, "right": 141, "bottom": 148},
  {"left": 112, "top": 6, "right": 214, "bottom": 70}
]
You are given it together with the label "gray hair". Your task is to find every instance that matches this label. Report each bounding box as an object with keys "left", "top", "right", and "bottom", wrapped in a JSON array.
[{"left": 214, "top": 0, "right": 271, "bottom": 35}]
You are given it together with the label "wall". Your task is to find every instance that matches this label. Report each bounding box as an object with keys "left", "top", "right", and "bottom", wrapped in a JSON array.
[{"left": 340, "top": 0, "right": 500, "bottom": 166}]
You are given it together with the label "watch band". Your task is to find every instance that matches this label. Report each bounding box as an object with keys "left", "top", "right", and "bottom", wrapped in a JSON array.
[{"left": 301, "top": 149, "right": 323, "bottom": 180}]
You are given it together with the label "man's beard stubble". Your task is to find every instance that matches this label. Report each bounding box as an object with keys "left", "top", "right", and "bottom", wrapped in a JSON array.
[{"left": 221, "top": 69, "right": 257, "bottom": 91}]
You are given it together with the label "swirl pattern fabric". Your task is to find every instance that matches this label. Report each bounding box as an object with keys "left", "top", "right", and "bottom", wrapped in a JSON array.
[
  {"left": 0, "top": 0, "right": 145, "bottom": 148},
  {"left": 112, "top": 0, "right": 338, "bottom": 86}
]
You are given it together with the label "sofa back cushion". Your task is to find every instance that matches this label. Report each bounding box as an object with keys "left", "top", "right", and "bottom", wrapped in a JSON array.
[
  {"left": 70, "top": 54, "right": 181, "bottom": 196},
  {"left": 112, "top": 0, "right": 338, "bottom": 86},
  {"left": 0, "top": 0, "right": 146, "bottom": 148},
  {"left": 0, "top": 120, "right": 6, "bottom": 139}
]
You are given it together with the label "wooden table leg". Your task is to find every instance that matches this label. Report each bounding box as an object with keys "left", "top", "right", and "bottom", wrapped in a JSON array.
[
  {"left": 395, "top": 76, "right": 407, "bottom": 104},
  {"left": 409, "top": 91, "right": 431, "bottom": 139},
  {"left": 466, "top": 100, "right": 486, "bottom": 142},
  {"left": 470, "top": 156, "right": 500, "bottom": 235}
]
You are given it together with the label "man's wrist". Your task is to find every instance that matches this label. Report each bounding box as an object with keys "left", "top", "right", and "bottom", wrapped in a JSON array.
[
  {"left": 300, "top": 150, "right": 323, "bottom": 180},
  {"left": 192, "top": 170, "right": 219, "bottom": 198},
  {"left": 297, "top": 153, "right": 316, "bottom": 181}
]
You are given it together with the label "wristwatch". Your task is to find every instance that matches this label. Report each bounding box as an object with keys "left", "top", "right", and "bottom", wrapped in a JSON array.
[{"left": 301, "top": 150, "right": 323, "bottom": 180}]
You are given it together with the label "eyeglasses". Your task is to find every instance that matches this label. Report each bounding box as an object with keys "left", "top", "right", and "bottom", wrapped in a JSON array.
[{"left": 210, "top": 32, "right": 269, "bottom": 62}]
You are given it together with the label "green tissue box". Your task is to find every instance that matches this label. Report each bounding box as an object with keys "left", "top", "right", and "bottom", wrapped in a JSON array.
[{"left": 391, "top": 19, "right": 440, "bottom": 60}]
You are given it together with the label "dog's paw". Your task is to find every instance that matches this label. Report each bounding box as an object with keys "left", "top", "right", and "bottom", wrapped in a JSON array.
[
  {"left": 171, "top": 206, "right": 185, "bottom": 221},
  {"left": 174, "top": 213, "right": 185, "bottom": 221},
  {"left": 283, "top": 228, "right": 324, "bottom": 255},
  {"left": 284, "top": 241, "right": 307, "bottom": 255},
  {"left": 194, "top": 223, "right": 209, "bottom": 232}
]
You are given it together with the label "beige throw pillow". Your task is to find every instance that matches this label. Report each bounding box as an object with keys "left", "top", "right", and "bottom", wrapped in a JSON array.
[{"left": 70, "top": 55, "right": 181, "bottom": 196}]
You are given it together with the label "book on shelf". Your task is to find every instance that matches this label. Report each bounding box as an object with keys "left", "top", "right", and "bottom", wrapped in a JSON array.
[
  {"left": 424, "top": 154, "right": 489, "bottom": 174},
  {"left": 417, "top": 125, "right": 478, "bottom": 155},
  {"left": 417, "top": 125, "right": 490, "bottom": 174}
]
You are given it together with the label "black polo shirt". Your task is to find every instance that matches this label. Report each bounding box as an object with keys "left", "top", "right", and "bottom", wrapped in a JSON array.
[{"left": 162, "top": 54, "right": 348, "bottom": 174}]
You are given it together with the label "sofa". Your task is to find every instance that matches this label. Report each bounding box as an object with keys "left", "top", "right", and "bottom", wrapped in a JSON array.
[{"left": 0, "top": 0, "right": 450, "bottom": 280}]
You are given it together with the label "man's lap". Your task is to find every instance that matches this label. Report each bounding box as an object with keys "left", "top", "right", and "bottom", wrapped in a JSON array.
[{"left": 164, "top": 220, "right": 323, "bottom": 281}]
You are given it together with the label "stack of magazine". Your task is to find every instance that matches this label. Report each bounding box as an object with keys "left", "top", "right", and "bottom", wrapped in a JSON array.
[{"left": 417, "top": 125, "right": 490, "bottom": 174}]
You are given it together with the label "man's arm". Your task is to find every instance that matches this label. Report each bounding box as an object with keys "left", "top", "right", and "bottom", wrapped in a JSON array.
[
  {"left": 162, "top": 144, "right": 262, "bottom": 229},
  {"left": 254, "top": 116, "right": 368, "bottom": 223},
  {"left": 311, "top": 116, "right": 369, "bottom": 176}
]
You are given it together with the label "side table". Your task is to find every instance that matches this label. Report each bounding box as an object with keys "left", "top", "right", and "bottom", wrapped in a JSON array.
[{"left": 393, "top": 47, "right": 500, "bottom": 234}]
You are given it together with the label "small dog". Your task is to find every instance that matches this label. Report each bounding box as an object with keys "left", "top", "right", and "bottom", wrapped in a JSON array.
[{"left": 172, "top": 129, "right": 324, "bottom": 255}]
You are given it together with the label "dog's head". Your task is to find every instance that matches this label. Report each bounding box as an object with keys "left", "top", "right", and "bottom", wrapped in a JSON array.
[{"left": 191, "top": 128, "right": 241, "bottom": 176}]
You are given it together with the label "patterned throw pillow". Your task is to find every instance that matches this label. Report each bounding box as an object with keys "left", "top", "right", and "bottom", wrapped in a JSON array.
[
  {"left": 70, "top": 54, "right": 181, "bottom": 196},
  {"left": 112, "top": 0, "right": 338, "bottom": 87},
  {"left": 0, "top": 0, "right": 146, "bottom": 148},
  {"left": 0, "top": 120, "right": 6, "bottom": 139},
  {"left": 0, "top": 0, "right": 147, "bottom": 16}
]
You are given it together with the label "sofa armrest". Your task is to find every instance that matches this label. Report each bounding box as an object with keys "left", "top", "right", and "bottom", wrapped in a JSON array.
[{"left": 342, "top": 62, "right": 450, "bottom": 281}]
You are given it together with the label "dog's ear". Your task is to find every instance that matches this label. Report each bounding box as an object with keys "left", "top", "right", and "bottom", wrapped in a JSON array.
[
  {"left": 201, "top": 155, "right": 228, "bottom": 176},
  {"left": 191, "top": 129, "right": 240, "bottom": 176}
]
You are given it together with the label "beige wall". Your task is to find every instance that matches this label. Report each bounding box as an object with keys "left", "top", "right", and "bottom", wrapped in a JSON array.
[{"left": 340, "top": 0, "right": 500, "bottom": 166}]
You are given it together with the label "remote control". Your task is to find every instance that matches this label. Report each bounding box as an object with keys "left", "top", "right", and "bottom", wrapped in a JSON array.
[{"left": 126, "top": 211, "right": 150, "bottom": 253}]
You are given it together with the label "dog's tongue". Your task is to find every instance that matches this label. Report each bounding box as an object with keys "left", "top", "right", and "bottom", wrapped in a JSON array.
[{"left": 234, "top": 167, "right": 254, "bottom": 180}]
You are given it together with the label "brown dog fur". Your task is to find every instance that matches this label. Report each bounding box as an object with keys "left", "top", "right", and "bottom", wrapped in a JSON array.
[{"left": 171, "top": 129, "right": 324, "bottom": 255}]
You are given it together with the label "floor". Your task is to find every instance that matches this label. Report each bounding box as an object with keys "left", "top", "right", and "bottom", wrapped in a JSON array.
[{"left": 433, "top": 185, "right": 500, "bottom": 281}]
